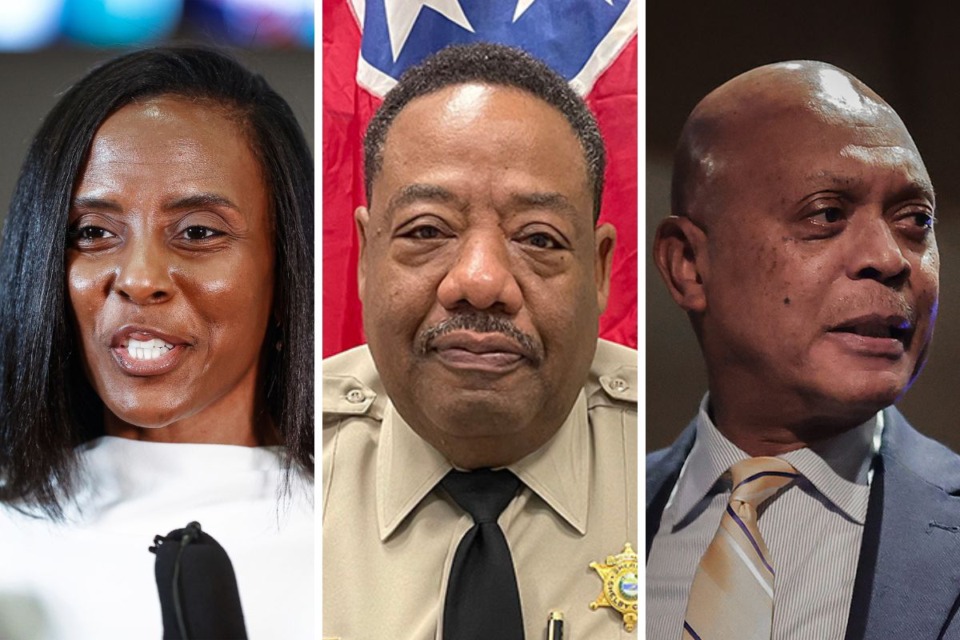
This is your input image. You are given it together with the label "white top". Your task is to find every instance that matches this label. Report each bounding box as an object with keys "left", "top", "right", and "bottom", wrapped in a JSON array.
[
  {"left": 0, "top": 436, "right": 314, "bottom": 640},
  {"left": 647, "top": 395, "right": 881, "bottom": 640}
]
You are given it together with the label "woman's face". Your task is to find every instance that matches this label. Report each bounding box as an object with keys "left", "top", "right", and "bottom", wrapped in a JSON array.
[{"left": 66, "top": 95, "right": 275, "bottom": 443}]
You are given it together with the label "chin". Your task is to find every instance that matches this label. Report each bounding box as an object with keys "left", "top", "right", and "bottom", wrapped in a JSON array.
[
  {"left": 104, "top": 398, "right": 186, "bottom": 429},
  {"left": 813, "top": 373, "right": 907, "bottom": 421},
  {"left": 431, "top": 400, "right": 532, "bottom": 439}
]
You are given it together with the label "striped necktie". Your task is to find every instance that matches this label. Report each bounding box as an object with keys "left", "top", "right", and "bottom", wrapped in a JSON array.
[{"left": 682, "top": 457, "right": 798, "bottom": 640}]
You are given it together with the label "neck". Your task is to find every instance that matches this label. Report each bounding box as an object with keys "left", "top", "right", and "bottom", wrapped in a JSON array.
[
  {"left": 104, "top": 412, "right": 278, "bottom": 446},
  {"left": 707, "top": 393, "right": 878, "bottom": 457}
]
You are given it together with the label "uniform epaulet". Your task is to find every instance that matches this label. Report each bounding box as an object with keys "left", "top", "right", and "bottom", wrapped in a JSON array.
[
  {"left": 587, "top": 339, "right": 638, "bottom": 409},
  {"left": 322, "top": 345, "right": 388, "bottom": 421}
]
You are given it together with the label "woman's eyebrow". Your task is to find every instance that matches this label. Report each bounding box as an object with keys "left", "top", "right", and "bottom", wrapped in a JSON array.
[
  {"left": 164, "top": 193, "right": 242, "bottom": 212},
  {"left": 71, "top": 193, "right": 243, "bottom": 213},
  {"left": 71, "top": 196, "right": 122, "bottom": 212}
]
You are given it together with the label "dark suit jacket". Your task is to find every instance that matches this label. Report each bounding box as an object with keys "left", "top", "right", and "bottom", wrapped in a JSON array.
[{"left": 646, "top": 407, "right": 960, "bottom": 639}]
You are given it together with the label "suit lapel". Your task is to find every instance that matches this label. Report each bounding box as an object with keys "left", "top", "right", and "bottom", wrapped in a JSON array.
[
  {"left": 846, "top": 409, "right": 960, "bottom": 640},
  {"left": 646, "top": 422, "right": 696, "bottom": 559}
]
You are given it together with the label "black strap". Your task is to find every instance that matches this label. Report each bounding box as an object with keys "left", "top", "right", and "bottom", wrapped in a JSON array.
[{"left": 441, "top": 469, "right": 525, "bottom": 640}]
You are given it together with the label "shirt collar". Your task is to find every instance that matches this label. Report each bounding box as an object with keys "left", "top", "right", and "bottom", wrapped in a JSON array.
[
  {"left": 376, "top": 403, "right": 451, "bottom": 541},
  {"left": 666, "top": 394, "right": 881, "bottom": 527},
  {"left": 376, "top": 392, "right": 591, "bottom": 540},
  {"left": 508, "top": 392, "right": 590, "bottom": 535}
]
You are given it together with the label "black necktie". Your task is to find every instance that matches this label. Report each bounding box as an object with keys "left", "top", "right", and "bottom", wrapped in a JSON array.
[{"left": 441, "top": 469, "right": 525, "bottom": 640}]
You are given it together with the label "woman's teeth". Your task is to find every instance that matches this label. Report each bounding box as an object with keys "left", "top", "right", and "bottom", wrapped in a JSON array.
[{"left": 126, "top": 337, "right": 175, "bottom": 361}]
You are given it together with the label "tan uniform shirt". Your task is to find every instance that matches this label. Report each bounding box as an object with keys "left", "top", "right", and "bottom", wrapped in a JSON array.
[{"left": 322, "top": 339, "right": 637, "bottom": 640}]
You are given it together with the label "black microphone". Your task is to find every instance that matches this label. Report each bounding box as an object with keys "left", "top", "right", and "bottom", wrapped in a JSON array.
[{"left": 149, "top": 521, "right": 249, "bottom": 640}]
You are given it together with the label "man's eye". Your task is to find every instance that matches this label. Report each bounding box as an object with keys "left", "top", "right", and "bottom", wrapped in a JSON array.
[
  {"left": 910, "top": 212, "right": 935, "bottom": 229},
  {"left": 182, "top": 226, "right": 221, "bottom": 240},
  {"left": 810, "top": 207, "right": 843, "bottom": 224},
  {"left": 522, "top": 232, "right": 561, "bottom": 249},
  {"left": 408, "top": 226, "right": 443, "bottom": 240}
]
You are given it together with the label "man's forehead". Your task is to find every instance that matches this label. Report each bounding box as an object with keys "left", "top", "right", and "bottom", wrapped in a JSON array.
[
  {"left": 758, "top": 63, "right": 890, "bottom": 124},
  {"left": 387, "top": 82, "right": 565, "bottom": 135},
  {"left": 709, "top": 101, "right": 922, "bottom": 175},
  {"left": 684, "top": 116, "right": 931, "bottom": 223},
  {"left": 688, "top": 62, "right": 917, "bottom": 180}
]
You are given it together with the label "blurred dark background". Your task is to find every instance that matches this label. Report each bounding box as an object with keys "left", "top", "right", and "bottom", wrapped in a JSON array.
[
  {"left": 647, "top": 3, "right": 960, "bottom": 452},
  {"left": 0, "top": 0, "right": 313, "bottom": 221}
]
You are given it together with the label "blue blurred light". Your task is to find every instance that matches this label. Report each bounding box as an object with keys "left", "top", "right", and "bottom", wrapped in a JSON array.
[
  {"left": 0, "top": 1, "right": 64, "bottom": 51},
  {"left": 297, "top": 10, "right": 312, "bottom": 47},
  {"left": 221, "top": 0, "right": 313, "bottom": 48},
  {"left": 63, "top": 0, "right": 184, "bottom": 47}
]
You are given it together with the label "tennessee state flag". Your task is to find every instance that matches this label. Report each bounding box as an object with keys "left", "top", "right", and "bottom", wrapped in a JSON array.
[{"left": 323, "top": 0, "right": 637, "bottom": 356}]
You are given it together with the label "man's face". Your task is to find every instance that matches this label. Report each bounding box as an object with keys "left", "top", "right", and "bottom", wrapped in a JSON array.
[
  {"left": 697, "top": 101, "right": 938, "bottom": 426},
  {"left": 358, "top": 83, "right": 614, "bottom": 467}
]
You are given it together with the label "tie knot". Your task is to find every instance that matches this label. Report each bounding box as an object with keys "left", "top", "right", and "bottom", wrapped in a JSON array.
[
  {"left": 442, "top": 469, "right": 520, "bottom": 524},
  {"left": 728, "top": 457, "right": 798, "bottom": 509}
]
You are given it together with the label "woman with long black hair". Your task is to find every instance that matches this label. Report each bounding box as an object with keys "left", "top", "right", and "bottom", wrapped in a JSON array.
[{"left": 0, "top": 47, "right": 314, "bottom": 639}]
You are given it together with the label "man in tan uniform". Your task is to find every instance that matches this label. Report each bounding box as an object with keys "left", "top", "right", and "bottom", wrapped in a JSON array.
[{"left": 323, "top": 43, "right": 637, "bottom": 639}]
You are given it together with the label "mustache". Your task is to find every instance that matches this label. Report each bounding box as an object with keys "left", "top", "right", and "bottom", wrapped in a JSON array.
[
  {"left": 825, "top": 293, "right": 918, "bottom": 326},
  {"left": 416, "top": 313, "right": 543, "bottom": 363}
]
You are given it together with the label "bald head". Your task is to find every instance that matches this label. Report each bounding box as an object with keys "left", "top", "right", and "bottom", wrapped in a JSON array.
[
  {"left": 671, "top": 61, "right": 923, "bottom": 220},
  {"left": 655, "top": 59, "right": 938, "bottom": 448}
]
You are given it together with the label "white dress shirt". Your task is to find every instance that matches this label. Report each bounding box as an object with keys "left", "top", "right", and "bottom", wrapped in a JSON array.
[
  {"left": 647, "top": 395, "right": 881, "bottom": 640},
  {"left": 0, "top": 436, "right": 314, "bottom": 640}
]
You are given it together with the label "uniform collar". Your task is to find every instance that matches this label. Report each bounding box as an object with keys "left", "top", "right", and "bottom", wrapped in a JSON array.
[
  {"left": 508, "top": 392, "right": 590, "bottom": 535},
  {"left": 376, "top": 392, "right": 591, "bottom": 540}
]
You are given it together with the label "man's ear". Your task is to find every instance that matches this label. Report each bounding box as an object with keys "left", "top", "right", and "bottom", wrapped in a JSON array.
[
  {"left": 593, "top": 222, "right": 617, "bottom": 313},
  {"left": 653, "top": 215, "right": 708, "bottom": 313},
  {"left": 354, "top": 206, "right": 370, "bottom": 299}
]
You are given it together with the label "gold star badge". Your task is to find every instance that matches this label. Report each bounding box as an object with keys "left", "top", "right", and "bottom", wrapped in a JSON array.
[{"left": 589, "top": 542, "right": 638, "bottom": 632}]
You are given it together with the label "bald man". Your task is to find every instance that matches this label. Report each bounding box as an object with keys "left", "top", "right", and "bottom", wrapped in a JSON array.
[{"left": 647, "top": 61, "right": 960, "bottom": 639}]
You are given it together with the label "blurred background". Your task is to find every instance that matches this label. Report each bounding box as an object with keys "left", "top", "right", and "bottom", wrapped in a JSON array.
[
  {"left": 647, "top": 3, "right": 960, "bottom": 452},
  {"left": 0, "top": 0, "right": 313, "bottom": 219}
]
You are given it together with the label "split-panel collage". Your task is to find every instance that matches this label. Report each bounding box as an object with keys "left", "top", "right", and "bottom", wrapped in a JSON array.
[{"left": 2, "top": 2, "right": 959, "bottom": 639}]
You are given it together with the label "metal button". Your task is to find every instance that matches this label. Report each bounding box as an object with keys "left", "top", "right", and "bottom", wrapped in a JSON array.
[
  {"left": 346, "top": 389, "right": 365, "bottom": 404},
  {"left": 609, "top": 378, "right": 629, "bottom": 393}
]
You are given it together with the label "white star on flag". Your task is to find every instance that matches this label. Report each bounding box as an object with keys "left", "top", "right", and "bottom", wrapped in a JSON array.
[
  {"left": 512, "top": 0, "right": 535, "bottom": 21},
  {"left": 383, "top": 0, "right": 475, "bottom": 61},
  {"left": 514, "top": 0, "right": 615, "bottom": 22}
]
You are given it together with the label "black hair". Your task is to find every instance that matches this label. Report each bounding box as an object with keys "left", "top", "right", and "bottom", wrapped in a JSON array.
[
  {"left": 0, "top": 46, "right": 314, "bottom": 517},
  {"left": 363, "top": 42, "right": 606, "bottom": 220}
]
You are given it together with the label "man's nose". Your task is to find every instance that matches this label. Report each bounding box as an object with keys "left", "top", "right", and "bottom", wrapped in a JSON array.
[
  {"left": 113, "top": 238, "right": 173, "bottom": 304},
  {"left": 436, "top": 231, "right": 523, "bottom": 313},
  {"left": 848, "top": 216, "right": 911, "bottom": 286}
]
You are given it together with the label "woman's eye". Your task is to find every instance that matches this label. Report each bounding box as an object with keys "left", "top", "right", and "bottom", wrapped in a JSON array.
[
  {"left": 182, "top": 226, "right": 221, "bottom": 240},
  {"left": 72, "top": 226, "right": 115, "bottom": 241}
]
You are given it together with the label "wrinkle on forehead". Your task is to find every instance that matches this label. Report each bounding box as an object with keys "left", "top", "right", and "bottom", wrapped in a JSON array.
[{"left": 840, "top": 143, "right": 917, "bottom": 164}]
